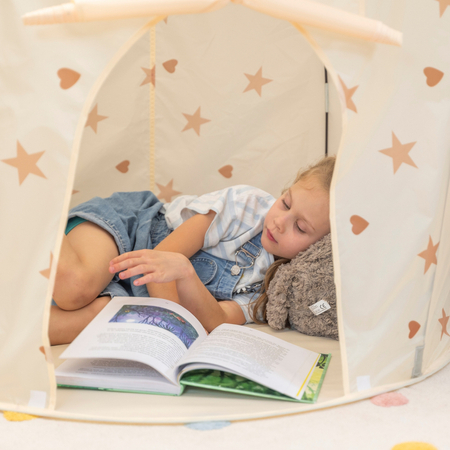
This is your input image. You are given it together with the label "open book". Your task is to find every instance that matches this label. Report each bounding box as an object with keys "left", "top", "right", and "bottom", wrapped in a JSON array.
[{"left": 56, "top": 297, "right": 331, "bottom": 403}]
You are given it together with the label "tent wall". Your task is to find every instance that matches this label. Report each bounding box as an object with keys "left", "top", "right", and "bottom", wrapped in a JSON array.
[
  {"left": 71, "top": 5, "right": 340, "bottom": 210},
  {"left": 1, "top": 1, "right": 341, "bottom": 413},
  {"left": 1, "top": 0, "right": 449, "bottom": 419},
  {"left": 304, "top": 1, "right": 450, "bottom": 392},
  {"left": 0, "top": 0, "right": 148, "bottom": 410}
]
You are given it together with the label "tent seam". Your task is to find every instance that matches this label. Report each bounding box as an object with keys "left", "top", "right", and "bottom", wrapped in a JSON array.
[
  {"left": 149, "top": 25, "right": 156, "bottom": 192},
  {"left": 422, "top": 162, "right": 450, "bottom": 372},
  {"left": 291, "top": 22, "right": 350, "bottom": 397}
]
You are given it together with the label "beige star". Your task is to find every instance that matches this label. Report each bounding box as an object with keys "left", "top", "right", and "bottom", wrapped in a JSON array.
[
  {"left": 436, "top": 0, "right": 450, "bottom": 17},
  {"left": 140, "top": 66, "right": 155, "bottom": 87},
  {"left": 85, "top": 104, "right": 108, "bottom": 133},
  {"left": 40, "top": 253, "right": 53, "bottom": 279},
  {"left": 438, "top": 309, "right": 450, "bottom": 340},
  {"left": 156, "top": 179, "right": 182, "bottom": 202},
  {"left": 418, "top": 236, "right": 439, "bottom": 274},
  {"left": 379, "top": 132, "right": 417, "bottom": 174},
  {"left": 182, "top": 107, "right": 210, "bottom": 136},
  {"left": 2, "top": 141, "right": 46, "bottom": 185},
  {"left": 243, "top": 67, "right": 272, "bottom": 96},
  {"left": 338, "top": 76, "right": 359, "bottom": 113}
]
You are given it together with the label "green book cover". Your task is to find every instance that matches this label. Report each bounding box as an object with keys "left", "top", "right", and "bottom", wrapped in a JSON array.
[
  {"left": 56, "top": 384, "right": 185, "bottom": 396},
  {"left": 180, "top": 353, "right": 331, "bottom": 403}
]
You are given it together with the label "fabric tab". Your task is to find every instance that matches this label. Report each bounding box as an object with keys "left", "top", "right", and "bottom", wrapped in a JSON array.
[
  {"left": 356, "top": 376, "right": 371, "bottom": 391},
  {"left": 412, "top": 345, "right": 424, "bottom": 378},
  {"left": 28, "top": 390, "right": 47, "bottom": 408}
]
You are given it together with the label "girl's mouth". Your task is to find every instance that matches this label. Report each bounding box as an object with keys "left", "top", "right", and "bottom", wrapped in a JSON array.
[{"left": 267, "top": 229, "right": 277, "bottom": 243}]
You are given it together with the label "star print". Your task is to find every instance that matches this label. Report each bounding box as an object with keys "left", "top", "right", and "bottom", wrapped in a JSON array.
[
  {"left": 2, "top": 141, "right": 46, "bottom": 185},
  {"left": 182, "top": 107, "right": 210, "bottom": 136},
  {"left": 338, "top": 76, "right": 359, "bottom": 113},
  {"left": 436, "top": 0, "right": 450, "bottom": 17},
  {"left": 156, "top": 179, "right": 182, "bottom": 202},
  {"left": 418, "top": 236, "right": 439, "bottom": 274},
  {"left": 438, "top": 309, "right": 450, "bottom": 340},
  {"left": 40, "top": 253, "right": 53, "bottom": 279},
  {"left": 140, "top": 66, "right": 155, "bottom": 87},
  {"left": 379, "top": 132, "right": 417, "bottom": 174},
  {"left": 243, "top": 67, "right": 272, "bottom": 96},
  {"left": 85, "top": 104, "right": 108, "bottom": 133}
]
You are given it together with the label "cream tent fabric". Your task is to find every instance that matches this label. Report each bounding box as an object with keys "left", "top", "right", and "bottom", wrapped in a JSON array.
[{"left": 1, "top": 0, "right": 449, "bottom": 423}]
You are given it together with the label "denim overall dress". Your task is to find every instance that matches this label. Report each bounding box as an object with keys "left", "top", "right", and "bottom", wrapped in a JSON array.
[{"left": 66, "top": 191, "right": 265, "bottom": 307}]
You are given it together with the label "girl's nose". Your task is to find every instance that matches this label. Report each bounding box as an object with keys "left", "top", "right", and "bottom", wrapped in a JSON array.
[{"left": 274, "top": 216, "right": 286, "bottom": 233}]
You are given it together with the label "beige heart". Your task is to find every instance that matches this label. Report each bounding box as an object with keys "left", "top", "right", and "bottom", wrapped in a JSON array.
[
  {"left": 57, "top": 68, "right": 81, "bottom": 89},
  {"left": 219, "top": 165, "right": 233, "bottom": 178},
  {"left": 350, "top": 215, "right": 369, "bottom": 235},
  {"left": 163, "top": 59, "right": 178, "bottom": 73},
  {"left": 423, "top": 67, "right": 444, "bottom": 87},
  {"left": 408, "top": 321, "right": 421, "bottom": 339},
  {"left": 116, "top": 160, "right": 130, "bottom": 173}
]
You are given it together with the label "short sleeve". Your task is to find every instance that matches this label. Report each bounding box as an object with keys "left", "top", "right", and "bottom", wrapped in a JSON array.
[
  {"left": 163, "top": 186, "right": 275, "bottom": 256},
  {"left": 231, "top": 292, "right": 262, "bottom": 324}
]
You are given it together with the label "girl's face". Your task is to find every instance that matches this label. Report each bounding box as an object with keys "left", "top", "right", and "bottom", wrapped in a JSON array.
[{"left": 261, "top": 178, "right": 331, "bottom": 259}]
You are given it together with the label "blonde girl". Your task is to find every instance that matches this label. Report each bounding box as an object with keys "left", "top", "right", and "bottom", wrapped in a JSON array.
[
  {"left": 50, "top": 156, "right": 335, "bottom": 345},
  {"left": 250, "top": 155, "right": 336, "bottom": 324}
]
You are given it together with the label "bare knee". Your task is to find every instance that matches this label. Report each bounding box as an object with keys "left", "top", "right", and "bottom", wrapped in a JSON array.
[{"left": 54, "top": 264, "right": 106, "bottom": 310}]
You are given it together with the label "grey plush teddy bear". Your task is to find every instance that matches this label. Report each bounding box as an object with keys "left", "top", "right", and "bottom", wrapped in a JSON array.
[{"left": 266, "top": 233, "right": 338, "bottom": 340}]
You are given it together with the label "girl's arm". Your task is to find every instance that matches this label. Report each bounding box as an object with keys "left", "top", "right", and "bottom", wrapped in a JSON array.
[
  {"left": 175, "top": 267, "right": 246, "bottom": 331},
  {"left": 109, "top": 209, "right": 246, "bottom": 331},
  {"left": 110, "top": 210, "right": 216, "bottom": 302},
  {"left": 110, "top": 249, "right": 245, "bottom": 331}
]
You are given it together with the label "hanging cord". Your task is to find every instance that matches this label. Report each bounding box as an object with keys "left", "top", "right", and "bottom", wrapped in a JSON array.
[{"left": 324, "top": 67, "right": 329, "bottom": 156}]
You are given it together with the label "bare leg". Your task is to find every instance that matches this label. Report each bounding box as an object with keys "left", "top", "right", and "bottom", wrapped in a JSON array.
[
  {"left": 53, "top": 222, "right": 119, "bottom": 310},
  {"left": 49, "top": 296, "right": 111, "bottom": 345}
]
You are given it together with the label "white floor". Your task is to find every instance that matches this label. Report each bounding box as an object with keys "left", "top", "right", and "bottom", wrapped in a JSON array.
[{"left": 2, "top": 362, "right": 450, "bottom": 450}]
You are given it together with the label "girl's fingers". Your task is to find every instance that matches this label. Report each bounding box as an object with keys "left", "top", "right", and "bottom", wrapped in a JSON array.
[
  {"left": 110, "top": 253, "right": 132, "bottom": 265},
  {"left": 118, "top": 264, "right": 153, "bottom": 280},
  {"left": 108, "top": 250, "right": 187, "bottom": 285},
  {"left": 109, "top": 257, "right": 145, "bottom": 274},
  {"left": 133, "top": 271, "right": 170, "bottom": 286},
  {"left": 133, "top": 274, "right": 154, "bottom": 286},
  {"left": 110, "top": 250, "right": 148, "bottom": 266}
]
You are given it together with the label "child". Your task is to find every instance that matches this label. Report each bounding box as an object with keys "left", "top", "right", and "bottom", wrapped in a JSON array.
[{"left": 50, "top": 156, "right": 335, "bottom": 345}]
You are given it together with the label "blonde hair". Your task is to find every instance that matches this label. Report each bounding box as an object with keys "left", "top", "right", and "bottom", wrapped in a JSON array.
[{"left": 250, "top": 155, "right": 336, "bottom": 324}]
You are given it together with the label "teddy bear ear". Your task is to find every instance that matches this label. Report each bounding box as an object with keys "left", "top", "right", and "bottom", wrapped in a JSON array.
[
  {"left": 267, "top": 265, "right": 292, "bottom": 296},
  {"left": 266, "top": 292, "right": 289, "bottom": 330}
]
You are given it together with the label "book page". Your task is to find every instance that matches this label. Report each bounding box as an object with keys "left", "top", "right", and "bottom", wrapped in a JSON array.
[
  {"left": 178, "top": 324, "right": 320, "bottom": 399},
  {"left": 60, "top": 297, "right": 207, "bottom": 382},
  {"left": 56, "top": 358, "right": 182, "bottom": 395}
]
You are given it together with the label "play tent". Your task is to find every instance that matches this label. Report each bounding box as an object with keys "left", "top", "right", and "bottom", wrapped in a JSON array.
[{"left": 1, "top": 0, "right": 449, "bottom": 423}]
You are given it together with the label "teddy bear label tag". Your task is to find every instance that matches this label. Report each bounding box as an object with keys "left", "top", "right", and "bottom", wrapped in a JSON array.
[{"left": 309, "top": 300, "right": 331, "bottom": 316}]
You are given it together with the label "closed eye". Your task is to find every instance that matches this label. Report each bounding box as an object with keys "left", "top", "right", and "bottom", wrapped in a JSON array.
[
  {"left": 283, "top": 199, "right": 306, "bottom": 233},
  {"left": 296, "top": 223, "right": 306, "bottom": 233}
]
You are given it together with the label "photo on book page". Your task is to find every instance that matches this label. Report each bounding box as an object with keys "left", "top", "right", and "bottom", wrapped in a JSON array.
[{"left": 110, "top": 305, "right": 199, "bottom": 349}]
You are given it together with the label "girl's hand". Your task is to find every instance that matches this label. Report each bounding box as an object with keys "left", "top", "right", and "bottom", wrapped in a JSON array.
[{"left": 109, "top": 250, "right": 193, "bottom": 286}]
